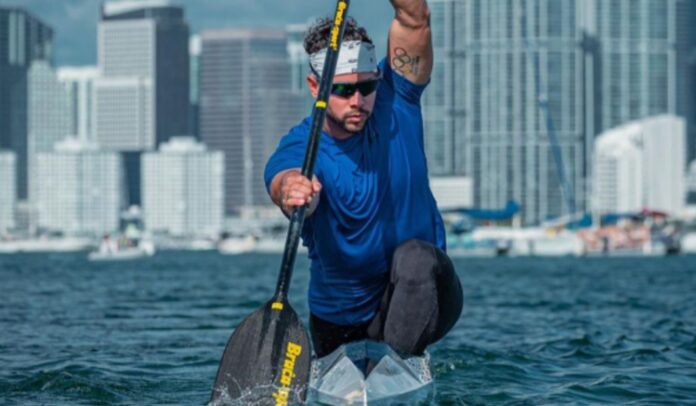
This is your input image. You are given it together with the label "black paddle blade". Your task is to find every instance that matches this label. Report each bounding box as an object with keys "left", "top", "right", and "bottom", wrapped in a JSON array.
[{"left": 210, "top": 300, "right": 311, "bottom": 405}]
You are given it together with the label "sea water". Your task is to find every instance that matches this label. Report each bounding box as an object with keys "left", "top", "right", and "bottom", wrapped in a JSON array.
[{"left": 1, "top": 252, "right": 695, "bottom": 404}]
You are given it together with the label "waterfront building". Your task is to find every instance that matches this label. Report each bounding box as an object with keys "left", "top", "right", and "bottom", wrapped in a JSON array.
[
  {"left": 189, "top": 34, "right": 200, "bottom": 138},
  {"left": 591, "top": 0, "right": 696, "bottom": 162},
  {"left": 35, "top": 138, "right": 122, "bottom": 236},
  {"left": 422, "top": 0, "right": 466, "bottom": 176},
  {"left": 94, "top": 0, "right": 189, "bottom": 151},
  {"left": 429, "top": 176, "right": 474, "bottom": 210},
  {"left": 57, "top": 66, "right": 100, "bottom": 143},
  {"left": 0, "top": 151, "right": 16, "bottom": 232},
  {"left": 424, "top": 0, "right": 593, "bottom": 225},
  {"left": 27, "top": 60, "right": 72, "bottom": 201},
  {"left": 286, "top": 22, "right": 314, "bottom": 113},
  {"left": 593, "top": 115, "right": 686, "bottom": 216},
  {"left": 423, "top": 0, "right": 696, "bottom": 225},
  {"left": 687, "top": 160, "right": 696, "bottom": 205},
  {"left": 199, "top": 29, "right": 305, "bottom": 215},
  {"left": 141, "top": 137, "right": 224, "bottom": 237},
  {"left": 0, "top": 7, "right": 53, "bottom": 199}
]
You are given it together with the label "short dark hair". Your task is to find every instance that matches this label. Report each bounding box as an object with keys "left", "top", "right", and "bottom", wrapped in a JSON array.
[{"left": 303, "top": 17, "right": 373, "bottom": 55}]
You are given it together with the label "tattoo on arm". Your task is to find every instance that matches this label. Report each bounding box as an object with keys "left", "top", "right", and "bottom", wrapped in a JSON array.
[{"left": 391, "top": 47, "right": 421, "bottom": 77}]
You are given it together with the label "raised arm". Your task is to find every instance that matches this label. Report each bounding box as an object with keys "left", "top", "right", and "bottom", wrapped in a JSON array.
[{"left": 388, "top": 0, "right": 433, "bottom": 84}]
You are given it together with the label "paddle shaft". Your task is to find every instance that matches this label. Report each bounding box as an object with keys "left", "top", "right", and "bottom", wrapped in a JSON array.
[{"left": 273, "top": 0, "right": 351, "bottom": 303}]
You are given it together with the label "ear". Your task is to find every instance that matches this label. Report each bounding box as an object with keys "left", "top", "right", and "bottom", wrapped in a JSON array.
[{"left": 306, "top": 74, "right": 319, "bottom": 98}]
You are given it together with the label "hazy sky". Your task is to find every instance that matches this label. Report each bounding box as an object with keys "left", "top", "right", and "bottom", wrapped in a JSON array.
[{"left": 0, "top": 0, "right": 394, "bottom": 66}]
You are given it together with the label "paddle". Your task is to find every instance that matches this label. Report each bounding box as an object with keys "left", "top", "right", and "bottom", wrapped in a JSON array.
[{"left": 209, "top": 1, "right": 351, "bottom": 404}]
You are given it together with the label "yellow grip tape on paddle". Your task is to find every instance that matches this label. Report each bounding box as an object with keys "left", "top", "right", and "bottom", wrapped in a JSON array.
[
  {"left": 271, "top": 302, "right": 284, "bottom": 311},
  {"left": 315, "top": 101, "right": 327, "bottom": 109}
]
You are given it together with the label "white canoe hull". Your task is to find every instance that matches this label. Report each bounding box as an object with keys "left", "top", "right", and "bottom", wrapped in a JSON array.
[{"left": 308, "top": 340, "right": 433, "bottom": 405}]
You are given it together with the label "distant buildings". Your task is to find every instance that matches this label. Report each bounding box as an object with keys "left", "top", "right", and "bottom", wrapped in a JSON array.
[
  {"left": 423, "top": 0, "right": 696, "bottom": 225},
  {"left": 422, "top": 0, "right": 465, "bottom": 177},
  {"left": 286, "top": 22, "right": 314, "bottom": 113},
  {"left": 429, "top": 176, "right": 474, "bottom": 211},
  {"left": 592, "top": 0, "right": 696, "bottom": 162},
  {"left": 199, "top": 29, "right": 305, "bottom": 215},
  {"left": 27, "top": 60, "right": 72, "bottom": 201},
  {"left": 35, "top": 138, "right": 122, "bottom": 235},
  {"left": 687, "top": 160, "right": 696, "bottom": 205},
  {"left": 593, "top": 115, "right": 686, "bottom": 216},
  {"left": 94, "top": 0, "right": 189, "bottom": 150},
  {"left": 0, "top": 7, "right": 54, "bottom": 199},
  {"left": 189, "top": 35, "right": 201, "bottom": 138},
  {"left": 57, "top": 66, "right": 100, "bottom": 143},
  {"left": 142, "top": 137, "right": 224, "bottom": 237},
  {"left": 0, "top": 151, "right": 16, "bottom": 233},
  {"left": 94, "top": 0, "right": 190, "bottom": 206}
]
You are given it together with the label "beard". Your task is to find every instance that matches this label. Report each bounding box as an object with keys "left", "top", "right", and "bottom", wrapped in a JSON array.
[{"left": 327, "top": 107, "right": 372, "bottom": 134}]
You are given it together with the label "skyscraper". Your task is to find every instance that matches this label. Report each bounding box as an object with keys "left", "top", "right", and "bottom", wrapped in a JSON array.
[
  {"left": 142, "top": 137, "right": 224, "bottom": 237},
  {"left": 0, "top": 151, "right": 16, "bottom": 233},
  {"left": 27, "top": 60, "right": 72, "bottom": 201},
  {"left": 94, "top": 0, "right": 189, "bottom": 151},
  {"left": 593, "top": 115, "right": 686, "bottom": 216},
  {"left": 189, "top": 34, "right": 200, "bottom": 138},
  {"left": 286, "top": 22, "right": 314, "bottom": 113},
  {"left": 591, "top": 0, "right": 696, "bottom": 160},
  {"left": 424, "top": 0, "right": 593, "bottom": 225},
  {"left": 199, "top": 29, "right": 305, "bottom": 215},
  {"left": 57, "top": 66, "right": 100, "bottom": 143},
  {"left": 0, "top": 7, "right": 53, "bottom": 199},
  {"left": 35, "top": 138, "right": 122, "bottom": 236},
  {"left": 422, "top": 0, "right": 466, "bottom": 176}
]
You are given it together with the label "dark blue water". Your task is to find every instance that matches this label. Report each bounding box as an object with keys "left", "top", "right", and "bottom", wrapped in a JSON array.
[{"left": 1, "top": 253, "right": 695, "bottom": 405}]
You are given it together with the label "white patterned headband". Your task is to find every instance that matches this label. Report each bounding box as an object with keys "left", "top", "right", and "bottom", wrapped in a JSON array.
[{"left": 309, "top": 40, "right": 378, "bottom": 77}]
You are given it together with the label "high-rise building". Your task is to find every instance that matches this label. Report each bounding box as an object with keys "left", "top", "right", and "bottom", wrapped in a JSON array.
[
  {"left": 687, "top": 160, "right": 696, "bottom": 205},
  {"left": 199, "top": 29, "right": 305, "bottom": 215},
  {"left": 591, "top": 0, "right": 696, "bottom": 161},
  {"left": 286, "top": 22, "right": 313, "bottom": 113},
  {"left": 35, "top": 138, "right": 122, "bottom": 236},
  {"left": 142, "top": 137, "right": 224, "bottom": 237},
  {"left": 94, "top": 0, "right": 189, "bottom": 151},
  {"left": 0, "top": 7, "right": 53, "bottom": 199},
  {"left": 27, "top": 60, "right": 72, "bottom": 201},
  {"left": 593, "top": 115, "right": 686, "bottom": 216},
  {"left": 57, "top": 66, "right": 100, "bottom": 143},
  {"left": 0, "top": 151, "right": 16, "bottom": 233},
  {"left": 424, "top": 0, "right": 594, "bottom": 225},
  {"left": 423, "top": 0, "right": 466, "bottom": 176},
  {"left": 189, "top": 34, "right": 200, "bottom": 138},
  {"left": 423, "top": 0, "right": 695, "bottom": 225}
]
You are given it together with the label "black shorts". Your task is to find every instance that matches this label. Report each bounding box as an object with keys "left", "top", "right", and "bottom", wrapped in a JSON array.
[{"left": 310, "top": 239, "right": 463, "bottom": 357}]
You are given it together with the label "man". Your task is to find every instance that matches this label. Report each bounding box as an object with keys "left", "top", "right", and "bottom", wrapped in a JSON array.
[{"left": 264, "top": 0, "right": 462, "bottom": 358}]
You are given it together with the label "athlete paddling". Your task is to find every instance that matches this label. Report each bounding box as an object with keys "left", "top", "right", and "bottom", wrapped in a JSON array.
[{"left": 265, "top": 0, "right": 463, "bottom": 358}]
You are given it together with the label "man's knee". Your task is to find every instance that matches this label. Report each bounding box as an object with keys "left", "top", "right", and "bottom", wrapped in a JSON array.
[{"left": 391, "top": 239, "right": 441, "bottom": 284}]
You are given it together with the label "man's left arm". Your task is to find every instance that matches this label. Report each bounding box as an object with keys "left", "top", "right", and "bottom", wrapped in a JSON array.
[{"left": 388, "top": 0, "right": 432, "bottom": 85}]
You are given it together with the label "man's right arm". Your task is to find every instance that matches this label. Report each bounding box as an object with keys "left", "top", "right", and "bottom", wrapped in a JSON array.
[{"left": 270, "top": 169, "right": 322, "bottom": 217}]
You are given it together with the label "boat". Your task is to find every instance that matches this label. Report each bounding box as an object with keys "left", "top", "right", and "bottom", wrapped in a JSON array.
[
  {"left": 0, "top": 236, "right": 93, "bottom": 253},
  {"left": 217, "top": 235, "right": 257, "bottom": 255},
  {"left": 308, "top": 340, "right": 433, "bottom": 405},
  {"left": 88, "top": 235, "right": 155, "bottom": 261}
]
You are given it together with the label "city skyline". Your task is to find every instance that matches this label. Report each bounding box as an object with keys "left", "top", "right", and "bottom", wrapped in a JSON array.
[
  {"left": 0, "top": 0, "right": 395, "bottom": 67},
  {"left": 1, "top": 0, "right": 695, "bottom": 238}
]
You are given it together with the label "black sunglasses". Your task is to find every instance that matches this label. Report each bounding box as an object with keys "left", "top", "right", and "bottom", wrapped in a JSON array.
[{"left": 330, "top": 78, "right": 380, "bottom": 98}]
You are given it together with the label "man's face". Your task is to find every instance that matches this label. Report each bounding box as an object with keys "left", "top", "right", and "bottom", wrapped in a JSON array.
[{"left": 307, "top": 71, "right": 379, "bottom": 135}]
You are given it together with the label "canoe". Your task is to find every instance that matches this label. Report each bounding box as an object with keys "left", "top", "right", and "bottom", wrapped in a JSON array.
[{"left": 308, "top": 340, "right": 433, "bottom": 405}]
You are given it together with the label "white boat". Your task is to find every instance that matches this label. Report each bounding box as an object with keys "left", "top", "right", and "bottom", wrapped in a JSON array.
[
  {"left": 88, "top": 238, "right": 155, "bottom": 262},
  {"left": 308, "top": 340, "right": 433, "bottom": 405},
  {"left": 681, "top": 232, "right": 696, "bottom": 254},
  {"left": 0, "top": 237, "right": 93, "bottom": 253},
  {"left": 218, "top": 235, "right": 257, "bottom": 255}
]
